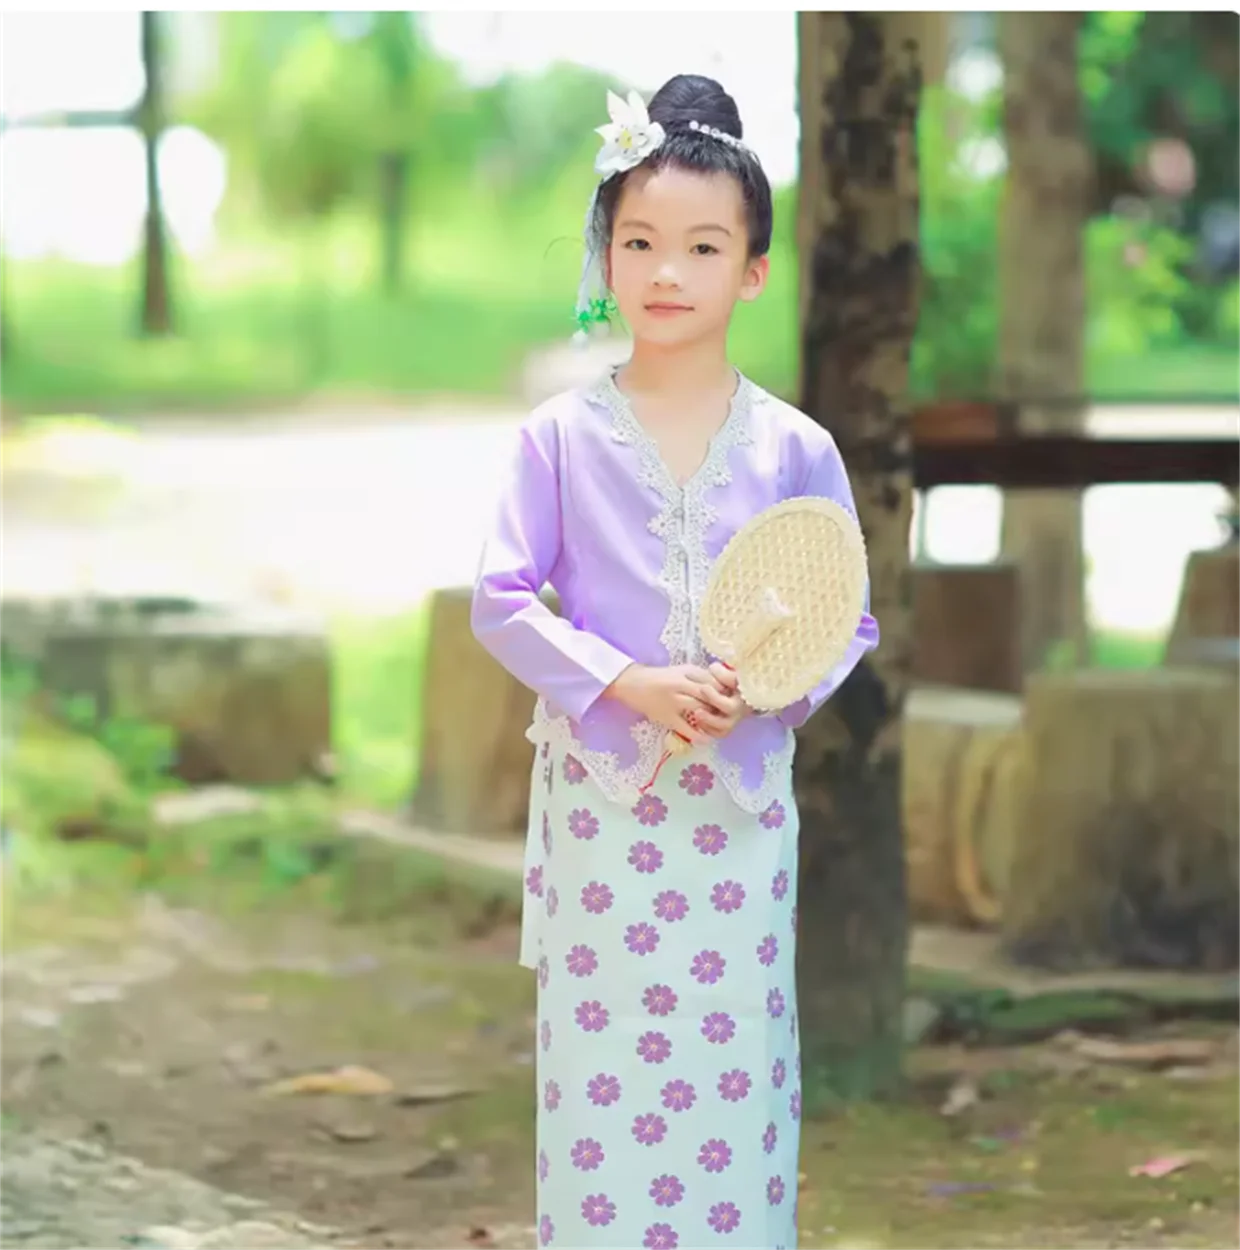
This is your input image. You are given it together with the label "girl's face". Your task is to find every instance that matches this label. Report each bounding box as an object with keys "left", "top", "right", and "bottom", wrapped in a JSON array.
[{"left": 607, "top": 165, "right": 768, "bottom": 348}]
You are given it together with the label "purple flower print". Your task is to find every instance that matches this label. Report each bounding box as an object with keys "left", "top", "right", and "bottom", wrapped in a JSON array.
[
  {"left": 660, "top": 1079, "right": 697, "bottom": 1113},
  {"left": 644, "top": 1223, "right": 679, "bottom": 1250},
  {"left": 626, "top": 922, "right": 661, "bottom": 956},
  {"left": 587, "top": 1073, "right": 621, "bottom": 1107},
  {"left": 701, "top": 1012, "right": 736, "bottom": 1045},
  {"left": 632, "top": 793, "right": 668, "bottom": 826},
  {"left": 575, "top": 1000, "right": 610, "bottom": 1033},
  {"left": 569, "top": 808, "right": 599, "bottom": 841},
  {"left": 679, "top": 763, "right": 715, "bottom": 797},
  {"left": 767, "top": 988, "right": 787, "bottom": 1019},
  {"left": 544, "top": 760, "right": 554, "bottom": 793},
  {"left": 643, "top": 983, "right": 678, "bottom": 1016},
  {"left": 539, "top": 1214, "right": 554, "bottom": 1247},
  {"left": 697, "top": 1138, "right": 733, "bottom": 1174},
  {"left": 772, "top": 869, "right": 790, "bottom": 901},
  {"left": 581, "top": 1194, "right": 616, "bottom": 1228},
  {"left": 653, "top": 890, "right": 689, "bottom": 922},
  {"left": 691, "top": 949, "right": 726, "bottom": 985},
  {"left": 772, "top": 1058, "right": 787, "bottom": 1089},
  {"left": 637, "top": 1030, "right": 672, "bottom": 1064},
  {"left": 566, "top": 944, "right": 598, "bottom": 977},
  {"left": 757, "top": 934, "right": 779, "bottom": 966},
  {"left": 581, "top": 881, "right": 614, "bottom": 914},
  {"left": 541, "top": 741, "right": 550, "bottom": 759},
  {"left": 526, "top": 865, "right": 544, "bottom": 897},
  {"left": 767, "top": 1175, "right": 786, "bottom": 1206},
  {"left": 693, "top": 823, "right": 728, "bottom": 856},
  {"left": 538, "top": 1149, "right": 550, "bottom": 1183},
  {"left": 542, "top": 813, "right": 552, "bottom": 855},
  {"left": 537, "top": 956, "right": 550, "bottom": 990},
  {"left": 571, "top": 1138, "right": 604, "bottom": 1171},
  {"left": 540, "top": 1020, "right": 552, "bottom": 1052},
  {"left": 762, "top": 1122, "right": 778, "bottom": 1155},
  {"left": 629, "top": 840, "right": 665, "bottom": 874},
  {"left": 546, "top": 886, "right": 559, "bottom": 918},
  {"left": 718, "top": 1069, "right": 752, "bottom": 1102},
  {"left": 760, "top": 800, "right": 787, "bottom": 829},
  {"left": 790, "top": 1089, "right": 802, "bottom": 1121},
  {"left": 544, "top": 1079, "right": 561, "bottom": 1112},
  {"left": 710, "top": 880, "right": 746, "bottom": 914},
  {"left": 563, "top": 754, "right": 588, "bottom": 785},
  {"left": 708, "top": 1201, "right": 742, "bottom": 1235},
  {"left": 632, "top": 1113, "right": 668, "bottom": 1146},
  {"left": 649, "top": 1174, "right": 685, "bottom": 1207}
]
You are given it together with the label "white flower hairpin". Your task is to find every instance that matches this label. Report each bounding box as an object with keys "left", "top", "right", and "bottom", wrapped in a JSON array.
[{"left": 594, "top": 90, "right": 666, "bottom": 179}]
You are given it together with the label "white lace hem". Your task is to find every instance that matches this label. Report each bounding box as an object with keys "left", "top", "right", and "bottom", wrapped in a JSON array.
[{"left": 525, "top": 699, "right": 795, "bottom": 816}]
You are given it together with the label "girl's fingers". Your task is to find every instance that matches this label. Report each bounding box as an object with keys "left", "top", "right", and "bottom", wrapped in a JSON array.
[
  {"left": 708, "top": 661, "right": 739, "bottom": 692},
  {"left": 693, "top": 684, "right": 733, "bottom": 715}
]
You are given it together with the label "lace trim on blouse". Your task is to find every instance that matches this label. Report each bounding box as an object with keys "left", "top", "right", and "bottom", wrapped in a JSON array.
[{"left": 526, "top": 369, "right": 796, "bottom": 815}]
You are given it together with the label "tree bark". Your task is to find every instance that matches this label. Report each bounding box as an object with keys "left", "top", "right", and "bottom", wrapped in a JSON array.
[
  {"left": 997, "top": 12, "right": 1091, "bottom": 671},
  {"left": 379, "top": 151, "right": 409, "bottom": 296},
  {"left": 139, "top": 10, "right": 173, "bottom": 337},
  {"left": 795, "top": 11, "right": 920, "bottom": 1105}
]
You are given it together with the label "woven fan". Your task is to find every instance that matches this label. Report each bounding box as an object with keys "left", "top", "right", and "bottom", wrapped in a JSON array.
[{"left": 641, "top": 495, "right": 869, "bottom": 790}]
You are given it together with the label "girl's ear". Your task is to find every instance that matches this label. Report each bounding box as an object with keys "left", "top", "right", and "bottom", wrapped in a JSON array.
[{"left": 738, "top": 253, "right": 769, "bottom": 305}]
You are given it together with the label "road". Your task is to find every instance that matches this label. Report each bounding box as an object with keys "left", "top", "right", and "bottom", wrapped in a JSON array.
[{"left": 2, "top": 399, "right": 1234, "bottom": 629}]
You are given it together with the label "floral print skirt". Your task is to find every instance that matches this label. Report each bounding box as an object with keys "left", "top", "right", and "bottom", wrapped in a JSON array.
[{"left": 521, "top": 741, "right": 801, "bottom": 1249}]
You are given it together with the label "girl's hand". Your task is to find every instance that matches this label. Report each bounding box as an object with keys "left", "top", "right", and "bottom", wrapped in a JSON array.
[
  {"left": 691, "top": 662, "right": 750, "bottom": 739},
  {"left": 603, "top": 664, "right": 719, "bottom": 745}
]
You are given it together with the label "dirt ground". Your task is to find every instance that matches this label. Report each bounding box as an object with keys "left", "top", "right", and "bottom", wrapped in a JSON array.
[{"left": 3, "top": 878, "right": 1238, "bottom": 1250}]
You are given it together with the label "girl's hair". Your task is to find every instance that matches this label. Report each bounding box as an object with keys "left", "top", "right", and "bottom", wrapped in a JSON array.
[{"left": 590, "top": 74, "right": 773, "bottom": 260}]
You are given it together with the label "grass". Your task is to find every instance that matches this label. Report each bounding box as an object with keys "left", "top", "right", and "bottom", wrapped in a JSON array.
[
  {"left": 331, "top": 604, "right": 432, "bottom": 810},
  {"left": 3, "top": 193, "right": 1236, "bottom": 414}
]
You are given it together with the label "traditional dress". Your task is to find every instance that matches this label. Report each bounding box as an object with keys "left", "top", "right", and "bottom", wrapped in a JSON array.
[{"left": 472, "top": 368, "right": 878, "bottom": 1249}]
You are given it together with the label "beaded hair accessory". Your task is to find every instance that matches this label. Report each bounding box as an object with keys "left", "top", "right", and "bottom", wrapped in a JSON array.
[{"left": 574, "top": 89, "right": 753, "bottom": 343}]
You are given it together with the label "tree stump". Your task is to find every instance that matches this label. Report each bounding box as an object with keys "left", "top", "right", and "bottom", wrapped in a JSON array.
[
  {"left": 1002, "top": 669, "right": 1239, "bottom": 972},
  {"left": 903, "top": 686, "right": 1027, "bottom": 928},
  {"left": 1168, "top": 543, "right": 1239, "bottom": 654},
  {"left": 40, "top": 604, "right": 331, "bottom": 786},
  {"left": 411, "top": 586, "right": 550, "bottom": 836},
  {"left": 912, "top": 563, "right": 1022, "bottom": 693}
]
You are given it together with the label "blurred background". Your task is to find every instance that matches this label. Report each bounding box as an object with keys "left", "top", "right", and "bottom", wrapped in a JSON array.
[{"left": 1, "top": 11, "right": 1237, "bottom": 1250}]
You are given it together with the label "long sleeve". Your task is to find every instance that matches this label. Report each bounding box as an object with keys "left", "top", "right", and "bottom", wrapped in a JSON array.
[
  {"left": 775, "top": 432, "right": 881, "bottom": 731},
  {"left": 471, "top": 416, "right": 635, "bottom": 723}
]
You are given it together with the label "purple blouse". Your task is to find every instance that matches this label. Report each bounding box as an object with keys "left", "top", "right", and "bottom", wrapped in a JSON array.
[{"left": 471, "top": 368, "right": 879, "bottom": 814}]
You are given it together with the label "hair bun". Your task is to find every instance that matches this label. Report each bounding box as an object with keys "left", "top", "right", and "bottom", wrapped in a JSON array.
[{"left": 647, "top": 74, "right": 743, "bottom": 141}]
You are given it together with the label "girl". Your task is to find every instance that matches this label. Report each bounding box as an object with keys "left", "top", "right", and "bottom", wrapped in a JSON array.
[{"left": 472, "top": 74, "right": 878, "bottom": 1250}]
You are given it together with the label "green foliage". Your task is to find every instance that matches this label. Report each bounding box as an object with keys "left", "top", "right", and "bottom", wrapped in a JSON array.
[
  {"left": 911, "top": 86, "right": 1002, "bottom": 398},
  {"left": 1086, "top": 215, "right": 1194, "bottom": 357},
  {"left": 331, "top": 606, "right": 431, "bottom": 809}
]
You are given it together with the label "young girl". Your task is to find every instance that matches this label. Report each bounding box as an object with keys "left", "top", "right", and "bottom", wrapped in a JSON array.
[{"left": 472, "top": 74, "right": 878, "bottom": 1250}]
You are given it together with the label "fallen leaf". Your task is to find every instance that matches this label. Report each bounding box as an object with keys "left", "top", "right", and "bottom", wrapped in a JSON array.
[
  {"left": 940, "top": 1078, "right": 980, "bottom": 1117},
  {"left": 925, "top": 1181, "right": 997, "bottom": 1198},
  {"left": 263, "top": 1065, "right": 394, "bottom": 1097},
  {"left": 467, "top": 1229, "right": 496, "bottom": 1249},
  {"left": 392, "top": 1083, "right": 478, "bottom": 1107},
  {"left": 1074, "top": 1036, "right": 1217, "bottom": 1070},
  {"left": 1129, "top": 1153, "right": 1202, "bottom": 1179},
  {"left": 316, "top": 1120, "right": 379, "bottom": 1144}
]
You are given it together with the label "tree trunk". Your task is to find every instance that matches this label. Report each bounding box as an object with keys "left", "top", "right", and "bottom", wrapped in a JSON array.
[
  {"left": 795, "top": 11, "right": 920, "bottom": 1105},
  {"left": 379, "top": 151, "right": 408, "bottom": 296},
  {"left": 997, "top": 12, "right": 1091, "bottom": 671},
  {"left": 138, "top": 10, "right": 173, "bottom": 337}
]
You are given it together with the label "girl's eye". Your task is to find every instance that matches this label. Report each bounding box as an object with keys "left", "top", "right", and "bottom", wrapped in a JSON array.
[
  {"left": 624, "top": 238, "right": 651, "bottom": 251},
  {"left": 692, "top": 243, "right": 719, "bottom": 256}
]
